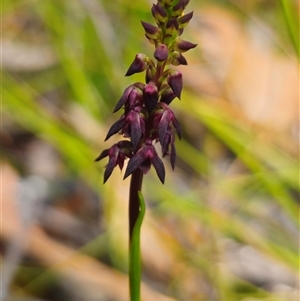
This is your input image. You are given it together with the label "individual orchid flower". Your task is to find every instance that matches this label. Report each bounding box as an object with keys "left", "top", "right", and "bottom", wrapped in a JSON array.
[
  {"left": 153, "top": 102, "right": 181, "bottom": 146},
  {"left": 143, "top": 82, "right": 159, "bottom": 112},
  {"left": 113, "top": 83, "right": 144, "bottom": 113},
  {"left": 121, "top": 108, "right": 147, "bottom": 151},
  {"left": 167, "top": 70, "right": 183, "bottom": 99},
  {"left": 95, "top": 141, "right": 133, "bottom": 183},
  {"left": 178, "top": 11, "right": 194, "bottom": 28},
  {"left": 151, "top": 3, "right": 168, "bottom": 23},
  {"left": 141, "top": 21, "right": 161, "bottom": 40},
  {"left": 105, "top": 107, "right": 146, "bottom": 151},
  {"left": 124, "top": 139, "right": 165, "bottom": 183}
]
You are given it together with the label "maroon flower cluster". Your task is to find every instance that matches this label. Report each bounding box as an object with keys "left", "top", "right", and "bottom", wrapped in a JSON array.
[{"left": 96, "top": 0, "right": 196, "bottom": 184}]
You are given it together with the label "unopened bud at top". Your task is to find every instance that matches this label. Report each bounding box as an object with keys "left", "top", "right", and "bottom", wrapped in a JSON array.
[
  {"left": 151, "top": 3, "right": 168, "bottom": 23},
  {"left": 182, "top": 0, "right": 190, "bottom": 9},
  {"left": 172, "top": 1, "right": 184, "bottom": 17},
  {"left": 178, "top": 11, "right": 194, "bottom": 28}
]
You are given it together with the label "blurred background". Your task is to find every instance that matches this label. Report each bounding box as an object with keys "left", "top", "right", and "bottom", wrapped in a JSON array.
[{"left": 1, "top": 0, "right": 299, "bottom": 300}]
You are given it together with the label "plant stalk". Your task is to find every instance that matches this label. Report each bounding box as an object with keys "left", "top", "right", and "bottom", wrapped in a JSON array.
[
  {"left": 129, "top": 169, "right": 144, "bottom": 301},
  {"left": 129, "top": 169, "right": 144, "bottom": 241}
]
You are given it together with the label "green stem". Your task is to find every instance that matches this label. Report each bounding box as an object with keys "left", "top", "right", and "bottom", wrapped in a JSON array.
[{"left": 129, "top": 170, "right": 145, "bottom": 301}]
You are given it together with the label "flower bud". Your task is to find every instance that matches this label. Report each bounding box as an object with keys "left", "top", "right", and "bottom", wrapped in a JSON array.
[
  {"left": 141, "top": 21, "right": 161, "bottom": 40},
  {"left": 113, "top": 85, "right": 134, "bottom": 112},
  {"left": 127, "top": 87, "right": 143, "bottom": 110},
  {"left": 113, "top": 83, "right": 144, "bottom": 113},
  {"left": 152, "top": 102, "right": 181, "bottom": 149},
  {"left": 174, "top": 38, "right": 197, "bottom": 53},
  {"left": 151, "top": 4, "right": 168, "bottom": 23},
  {"left": 154, "top": 44, "right": 169, "bottom": 61},
  {"left": 105, "top": 117, "right": 126, "bottom": 141},
  {"left": 165, "top": 18, "right": 179, "bottom": 36},
  {"left": 172, "top": 1, "right": 184, "bottom": 17},
  {"left": 124, "top": 141, "right": 165, "bottom": 184},
  {"left": 143, "top": 82, "right": 159, "bottom": 112},
  {"left": 182, "top": 0, "right": 190, "bottom": 9},
  {"left": 167, "top": 70, "right": 182, "bottom": 99},
  {"left": 95, "top": 140, "right": 133, "bottom": 183},
  {"left": 125, "top": 109, "right": 146, "bottom": 150},
  {"left": 178, "top": 11, "right": 194, "bottom": 29},
  {"left": 125, "top": 54, "right": 148, "bottom": 76},
  {"left": 170, "top": 51, "right": 187, "bottom": 66}
]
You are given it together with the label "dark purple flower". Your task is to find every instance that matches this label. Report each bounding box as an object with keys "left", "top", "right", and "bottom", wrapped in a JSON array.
[
  {"left": 95, "top": 140, "right": 133, "bottom": 183},
  {"left": 105, "top": 106, "right": 147, "bottom": 149},
  {"left": 124, "top": 139, "right": 165, "bottom": 183},
  {"left": 167, "top": 70, "right": 183, "bottom": 99},
  {"left": 122, "top": 108, "right": 146, "bottom": 151},
  {"left": 105, "top": 117, "right": 126, "bottom": 141},
  {"left": 113, "top": 83, "right": 144, "bottom": 113},
  {"left": 143, "top": 82, "right": 159, "bottom": 112},
  {"left": 153, "top": 102, "right": 181, "bottom": 145},
  {"left": 125, "top": 54, "right": 148, "bottom": 76}
]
